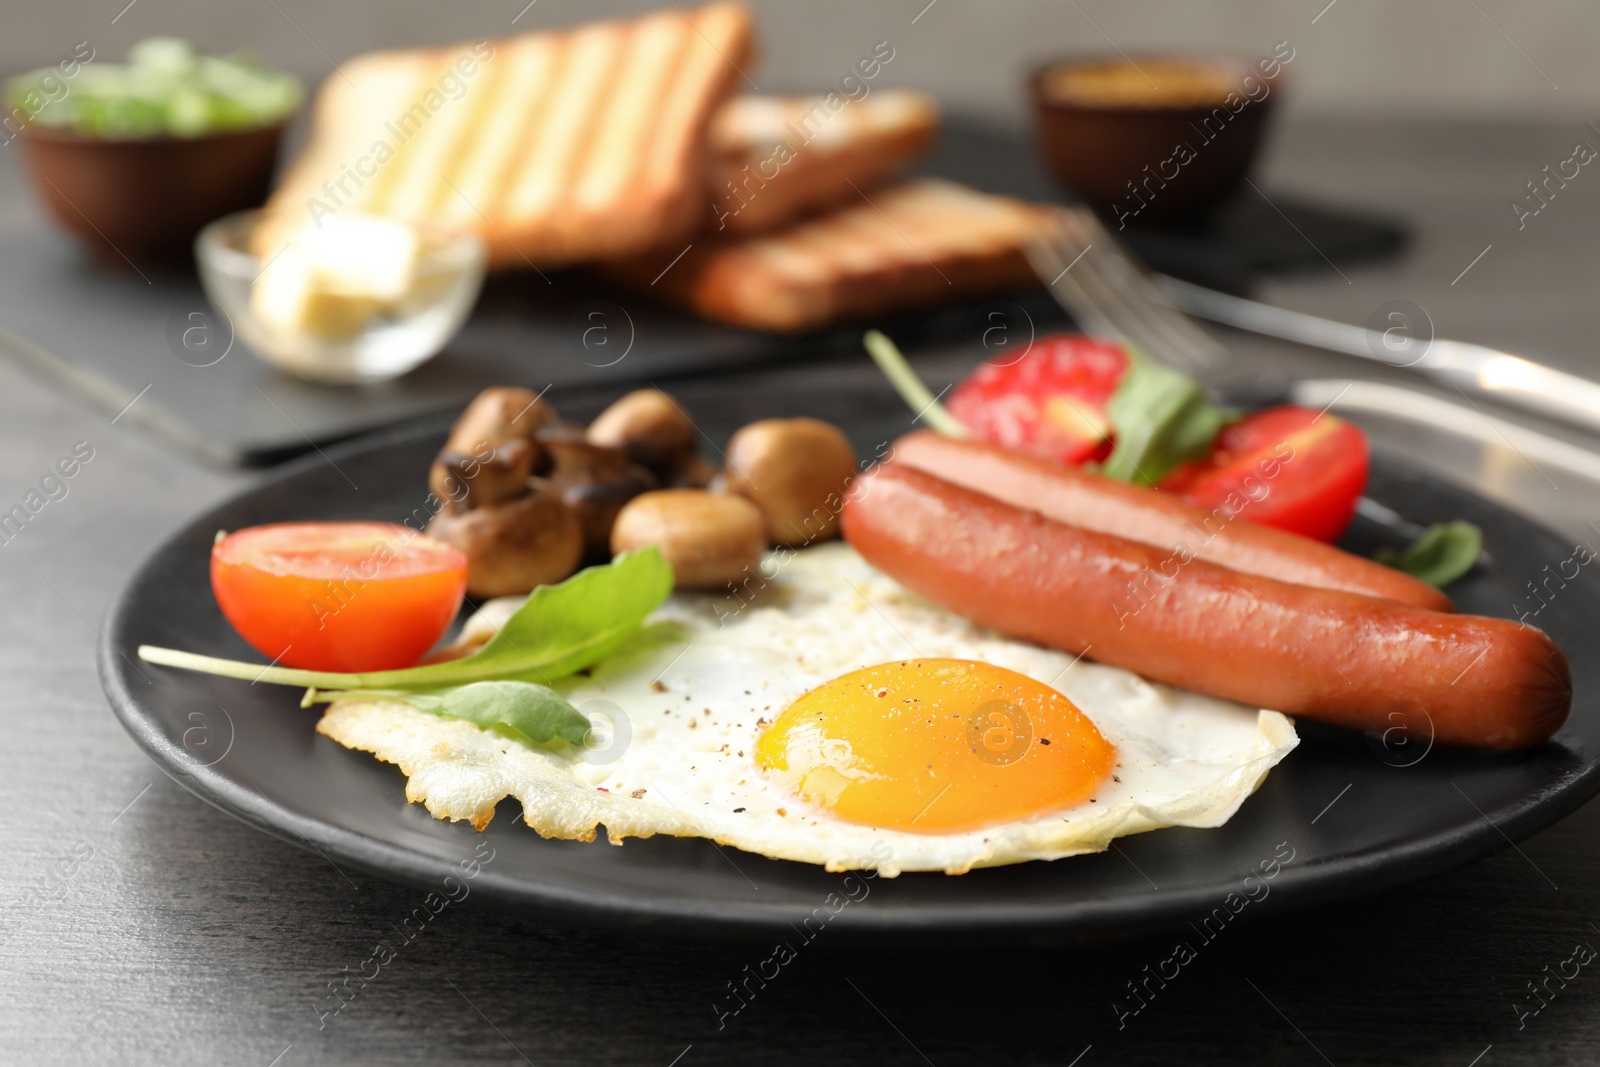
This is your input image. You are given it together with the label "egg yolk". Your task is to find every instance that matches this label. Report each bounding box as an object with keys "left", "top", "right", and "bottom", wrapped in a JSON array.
[{"left": 755, "top": 659, "right": 1114, "bottom": 835}]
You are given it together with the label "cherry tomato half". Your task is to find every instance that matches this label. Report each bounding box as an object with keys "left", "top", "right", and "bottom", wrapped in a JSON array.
[
  {"left": 1159, "top": 406, "right": 1369, "bottom": 543},
  {"left": 211, "top": 522, "right": 468, "bottom": 672},
  {"left": 947, "top": 334, "right": 1129, "bottom": 466}
]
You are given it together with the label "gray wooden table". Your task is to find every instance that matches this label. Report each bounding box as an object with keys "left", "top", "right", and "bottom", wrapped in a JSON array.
[{"left": 5, "top": 118, "right": 1600, "bottom": 1065}]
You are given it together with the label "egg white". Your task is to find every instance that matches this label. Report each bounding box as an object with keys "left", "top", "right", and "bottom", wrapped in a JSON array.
[{"left": 317, "top": 542, "right": 1297, "bottom": 875}]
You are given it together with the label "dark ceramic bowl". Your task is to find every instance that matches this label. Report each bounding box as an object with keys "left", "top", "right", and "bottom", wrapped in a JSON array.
[
  {"left": 1031, "top": 53, "right": 1285, "bottom": 227},
  {"left": 16, "top": 121, "right": 288, "bottom": 267}
]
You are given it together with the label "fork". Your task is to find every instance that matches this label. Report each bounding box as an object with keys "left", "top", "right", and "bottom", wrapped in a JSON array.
[
  {"left": 1024, "top": 206, "right": 1232, "bottom": 378},
  {"left": 1024, "top": 204, "right": 1600, "bottom": 440},
  {"left": 1022, "top": 206, "right": 1484, "bottom": 559}
]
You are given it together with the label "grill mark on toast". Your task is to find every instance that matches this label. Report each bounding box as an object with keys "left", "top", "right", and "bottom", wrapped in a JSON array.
[
  {"left": 356, "top": 60, "right": 442, "bottom": 218},
  {"left": 609, "top": 178, "right": 1048, "bottom": 332},
  {"left": 576, "top": 11, "right": 684, "bottom": 216},
  {"left": 482, "top": 37, "right": 567, "bottom": 264},
  {"left": 506, "top": 22, "right": 622, "bottom": 227},
  {"left": 388, "top": 48, "right": 492, "bottom": 219},
  {"left": 645, "top": 4, "right": 746, "bottom": 224},
  {"left": 709, "top": 90, "right": 938, "bottom": 235},
  {"left": 257, "top": 56, "right": 431, "bottom": 250},
  {"left": 421, "top": 45, "right": 510, "bottom": 218},
  {"left": 443, "top": 37, "right": 556, "bottom": 231},
  {"left": 558, "top": 17, "right": 651, "bottom": 250},
  {"left": 260, "top": 3, "right": 753, "bottom": 267}
]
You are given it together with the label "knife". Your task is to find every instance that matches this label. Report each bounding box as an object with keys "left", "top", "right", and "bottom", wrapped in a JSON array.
[{"left": 1159, "top": 275, "right": 1600, "bottom": 440}]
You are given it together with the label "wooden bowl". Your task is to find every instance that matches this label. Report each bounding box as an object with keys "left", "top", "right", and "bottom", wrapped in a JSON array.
[
  {"left": 16, "top": 121, "right": 287, "bottom": 267},
  {"left": 1031, "top": 54, "right": 1285, "bottom": 228}
]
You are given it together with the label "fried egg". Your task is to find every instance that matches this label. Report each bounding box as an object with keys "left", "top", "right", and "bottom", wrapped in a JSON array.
[{"left": 318, "top": 543, "right": 1296, "bottom": 875}]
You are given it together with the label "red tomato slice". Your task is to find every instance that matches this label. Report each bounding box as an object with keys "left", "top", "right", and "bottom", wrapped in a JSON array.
[
  {"left": 1159, "top": 406, "right": 1369, "bottom": 543},
  {"left": 212, "top": 522, "right": 467, "bottom": 672},
  {"left": 947, "top": 334, "right": 1129, "bottom": 465}
]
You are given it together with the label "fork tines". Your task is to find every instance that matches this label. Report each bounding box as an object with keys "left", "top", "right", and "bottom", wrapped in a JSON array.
[{"left": 1026, "top": 206, "right": 1229, "bottom": 374}]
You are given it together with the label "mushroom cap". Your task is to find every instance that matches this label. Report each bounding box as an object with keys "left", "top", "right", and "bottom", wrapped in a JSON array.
[
  {"left": 429, "top": 480, "right": 583, "bottom": 598},
  {"left": 445, "top": 386, "right": 559, "bottom": 455},
  {"left": 544, "top": 437, "right": 657, "bottom": 559},
  {"left": 723, "top": 418, "right": 858, "bottom": 546},
  {"left": 587, "top": 389, "right": 697, "bottom": 477},
  {"left": 610, "top": 489, "right": 766, "bottom": 590},
  {"left": 428, "top": 438, "right": 537, "bottom": 510}
]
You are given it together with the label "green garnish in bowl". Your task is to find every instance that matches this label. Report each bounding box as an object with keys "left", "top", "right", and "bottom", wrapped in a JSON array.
[{"left": 7, "top": 38, "right": 302, "bottom": 139}]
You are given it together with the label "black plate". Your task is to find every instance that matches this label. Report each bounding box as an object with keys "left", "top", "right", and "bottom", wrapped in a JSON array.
[{"left": 99, "top": 385, "right": 1600, "bottom": 943}]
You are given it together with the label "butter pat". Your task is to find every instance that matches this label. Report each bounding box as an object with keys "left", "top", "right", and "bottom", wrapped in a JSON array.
[
  {"left": 295, "top": 215, "right": 421, "bottom": 301},
  {"left": 252, "top": 259, "right": 382, "bottom": 340},
  {"left": 251, "top": 215, "right": 421, "bottom": 340}
]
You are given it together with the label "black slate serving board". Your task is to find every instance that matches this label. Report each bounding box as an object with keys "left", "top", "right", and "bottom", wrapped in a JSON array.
[{"left": 0, "top": 119, "right": 1402, "bottom": 466}]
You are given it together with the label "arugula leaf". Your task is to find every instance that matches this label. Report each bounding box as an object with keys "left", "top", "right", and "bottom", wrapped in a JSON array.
[
  {"left": 1375, "top": 520, "right": 1483, "bottom": 587},
  {"left": 857, "top": 330, "right": 1226, "bottom": 487},
  {"left": 450, "top": 547, "right": 674, "bottom": 683},
  {"left": 863, "top": 330, "right": 971, "bottom": 438},
  {"left": 139, "top": 548, "right": 673, "bottom": 692},
  {"left": 312, "top": 681, "right": 593, "bottom": 748},
  {"left": 1098, "top": 352, "right": 1230, "bottom": 486}
]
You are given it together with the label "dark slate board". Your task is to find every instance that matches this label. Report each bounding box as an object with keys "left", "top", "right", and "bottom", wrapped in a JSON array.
[{"left": 0, "top": 119, "right": 1401, "bottom": 466}]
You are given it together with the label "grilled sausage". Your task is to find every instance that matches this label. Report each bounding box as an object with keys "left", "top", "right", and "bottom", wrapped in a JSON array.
[
  {"left": 890, "top": 430, "right": 1453, "bottom": 611},
  {"left": 842, "top": 463, "right": 1570, "bottom": 749}
]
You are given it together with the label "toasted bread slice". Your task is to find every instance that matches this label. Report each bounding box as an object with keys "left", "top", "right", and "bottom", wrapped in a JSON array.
[
  {"left": 259, "top": 3, "right": 754, "bottom": 268},
  {"left": 613, "top": 179, "right": 1047, "bottom": 333},
  {"left": 708, "top": 90, "right": 939, "bottom": 236}
]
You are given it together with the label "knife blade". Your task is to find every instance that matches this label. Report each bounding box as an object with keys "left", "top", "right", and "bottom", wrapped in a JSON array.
[{"left": 1160, "top": 275, "right": 1600, "bottom": 440}]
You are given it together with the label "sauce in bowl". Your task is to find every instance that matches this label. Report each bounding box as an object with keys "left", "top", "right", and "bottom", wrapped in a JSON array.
[{"left": 1038, "top": 58, "right": 1246, "bottom": 110}]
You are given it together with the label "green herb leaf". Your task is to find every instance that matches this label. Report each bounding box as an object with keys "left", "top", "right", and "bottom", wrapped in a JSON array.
[
  {"left": 139, "top": 548, "right": 674, "bottom": 692},
  {"left": 313, "top": 681, "right": 593, "bottom": 748},
  {"left": 441, "top": 545, "right": 676, "bottom": 684},
  {"left": 6, "top": 39, "right": 302, "bottom": 139},
  {"left": 1098, "top": 352, "right": 1230, "bottom": 486},
  {"left": 1374, "top": 520, "right": 1483, "bottom": 587},
  {"left": 863, "top": 330, "right": 971, "bottom": 438}
]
